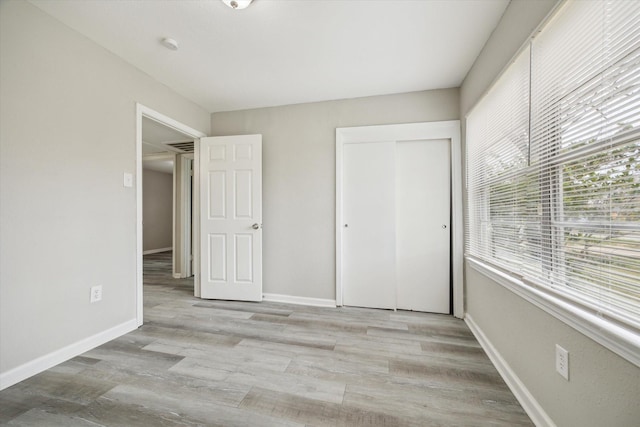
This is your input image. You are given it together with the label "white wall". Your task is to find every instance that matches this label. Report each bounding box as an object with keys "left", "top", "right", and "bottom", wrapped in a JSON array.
[
  {"left": 143, "top": 169, "right": 173, "bottom": 252},
  {"left": 211, "top": 89, "right": 459, "bottom": 301},
  {"left": 460, "top": 1, "right": 640, "bottom": 426},
  {"left": 0, "top": 1, "right": 210, "bottom": 379}
]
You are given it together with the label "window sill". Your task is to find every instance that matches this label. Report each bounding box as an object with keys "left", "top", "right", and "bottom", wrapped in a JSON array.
[{"left": 466, "top": 256, "right": 640, "bottom": 368}]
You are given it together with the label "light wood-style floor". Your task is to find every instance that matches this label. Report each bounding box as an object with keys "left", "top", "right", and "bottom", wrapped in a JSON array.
[{"left": 0, "top": 252, "right": 532, "bottom": 426}]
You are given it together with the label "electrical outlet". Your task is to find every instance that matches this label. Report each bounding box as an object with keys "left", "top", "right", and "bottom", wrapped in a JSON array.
[
  {"left": 555, "top": 344, "right": 569, "bottom": 380},
  {"left": 90, "top": 285, "right": 102, "bottom": 303}
]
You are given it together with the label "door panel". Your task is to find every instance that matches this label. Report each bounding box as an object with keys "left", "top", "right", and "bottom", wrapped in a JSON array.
[
  {"left": 208, "top": 234, "right": 227, "bottom": 281},
  {"left": 235, "top": 234, "right": 253, "bottom": 282},
  {"left": 396, "top": 140, "right": 450, "bottom": 313},
  {"left": 234, "top": 170, "right": 253, "bottom": 218},
  {"left": 199, "top": 135, "right": 262, "bottom": 301},
  {"left": 209, "top": 171, "right": 226, "bottom": 218},
  {"left": 342, "top": 142, "right": 396, "bottom": 309}
]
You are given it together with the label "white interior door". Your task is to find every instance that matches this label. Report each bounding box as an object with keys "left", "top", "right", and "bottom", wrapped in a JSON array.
[
  {"left": 396, "top": 140, "right": 450, "bottom": 313},
  {"left": 199, "top": 135, "right": 262, "bottom": 301},
  {"left": 342, "top": 142, "right": 396, "bottom": 309}
]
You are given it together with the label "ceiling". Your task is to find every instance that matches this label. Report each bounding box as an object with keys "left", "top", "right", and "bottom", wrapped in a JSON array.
[
  {"left": 29, "top": 0, "right": 508, "bottom": 113},
  {"left": 142, "top": 117, "right": 193, "bottom": 147},
  {"left": 142, "top": 117, "right": 194, "bottom": 174},
  {"left": 142, "top": 156, "right": 175, "bottom": 175}
]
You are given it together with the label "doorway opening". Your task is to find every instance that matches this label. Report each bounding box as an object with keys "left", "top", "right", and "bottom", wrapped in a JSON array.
[{"left": 136, "top": 104, "right": 207, "bottom": 326}]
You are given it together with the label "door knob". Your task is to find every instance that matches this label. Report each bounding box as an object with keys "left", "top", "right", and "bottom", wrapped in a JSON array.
[
  {"left": 442, "top": 225, "right": 447, "bottom": 229},
  {"left": 252, "top": 223, "right": 261, "bottom": 230}
]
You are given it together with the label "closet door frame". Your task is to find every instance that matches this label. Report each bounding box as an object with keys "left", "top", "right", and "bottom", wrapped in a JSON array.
[{"left": 336, "top": 120, "right": 463, "bottom": 318}]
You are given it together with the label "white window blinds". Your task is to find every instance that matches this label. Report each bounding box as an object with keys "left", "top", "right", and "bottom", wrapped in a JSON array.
[
  {"left": 467, "top": 0, "right": 640, "bottom": 328},
  {"left": 466, "top": 47, "right": 530, "bottom": 271}
]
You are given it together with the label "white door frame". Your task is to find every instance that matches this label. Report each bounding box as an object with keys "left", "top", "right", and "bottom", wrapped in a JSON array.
[
  {"left": 336, "top": 120, "right": 464, "bottom": 318},
  {"left": 180, "top": 154, "right": 194, "bottom": 278},
  {"left": 173, "top": 153, "right": 194, "bottom": 279},
  {"left": 136, "top": 103, "right": 207, "bottom": 326}
]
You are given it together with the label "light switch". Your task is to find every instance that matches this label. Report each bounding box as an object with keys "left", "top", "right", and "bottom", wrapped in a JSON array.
[{"left": 123, "top": 172, "right": 133, "bottom": 188}]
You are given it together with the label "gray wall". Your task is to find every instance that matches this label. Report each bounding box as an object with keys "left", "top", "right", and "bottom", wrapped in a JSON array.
[
  {"left": 143, "top": 169, "right": 173, "bottom": 252},
  {"left": 460, "top": 1, "right": 640, "bottom": 426},
  {"left": 211, "top": 89, "right": 459, "bottom": 300},
  {"left": 0, "top": 1, "right": 210, "bottom": 375}
]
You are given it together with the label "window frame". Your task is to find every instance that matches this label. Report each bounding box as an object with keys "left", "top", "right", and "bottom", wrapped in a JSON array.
[{"left": 465, "top": 0, "right": 640, "bottom": 368}]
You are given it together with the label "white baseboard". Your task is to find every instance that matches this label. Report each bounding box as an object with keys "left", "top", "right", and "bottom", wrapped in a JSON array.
[
  {"left": 465, "top": 314, "right": 556, "bottom": 427},
  {"left": 263, "top": 293, "right": 336, "bottom": 308},
  {"left": 172, "top": 273, "right": 182, "bottom": 279},
  {"left": 0, "top": 319, "right": 138, "bottom": 391},
  {"left": 143, "top": 247, "right": 172, "bottom": 255}
]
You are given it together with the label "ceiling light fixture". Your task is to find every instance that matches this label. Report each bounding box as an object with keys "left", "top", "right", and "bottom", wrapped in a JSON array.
[
  {"left": 160, "top": 37, "right": 179, "bottom": 51},
  {"left": 222, "top": 0, "right": 253, "bottom": 10}
]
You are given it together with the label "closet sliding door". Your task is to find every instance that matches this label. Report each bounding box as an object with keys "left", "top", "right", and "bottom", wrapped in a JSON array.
[
  {"left": 396, "top": 139, "right": 450, "bottom": 313},
  {"left": 341, "top": 139, "right": 450, "bottom": 314},
  {"left": 342, "top": 141, "right": 396, "bottom": 309}
]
